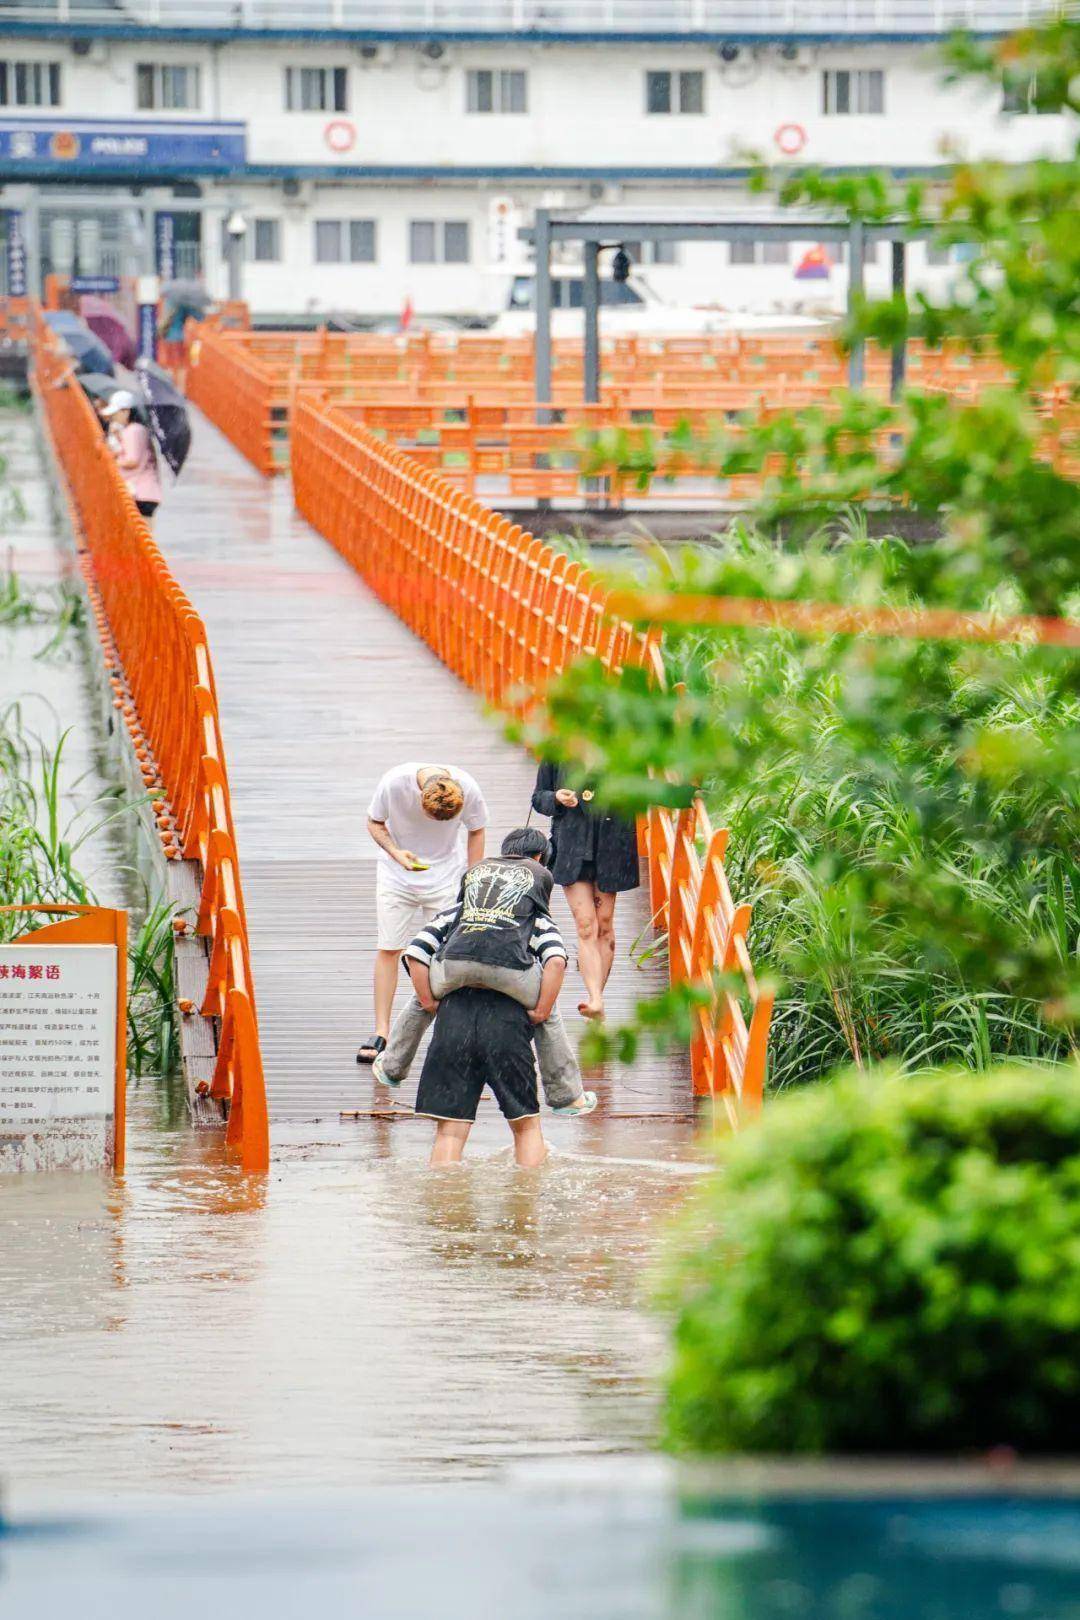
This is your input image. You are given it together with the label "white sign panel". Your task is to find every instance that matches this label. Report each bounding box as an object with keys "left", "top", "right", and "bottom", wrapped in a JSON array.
[
  {"left": 487, "top": 195, "right": 523, "bottom": 270},
  {"left": 0, "top": 944, "right": 117, "bottom": 1133}
]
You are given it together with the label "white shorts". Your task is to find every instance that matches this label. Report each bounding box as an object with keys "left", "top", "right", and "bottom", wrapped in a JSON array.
[{"left": 375, "top": 879, "right": 457, "bottom": 953}]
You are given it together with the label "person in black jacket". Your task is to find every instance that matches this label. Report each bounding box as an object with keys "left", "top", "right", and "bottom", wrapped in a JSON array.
[{"left": 531, "top": 760, "right": 640, "bottom": 1020}]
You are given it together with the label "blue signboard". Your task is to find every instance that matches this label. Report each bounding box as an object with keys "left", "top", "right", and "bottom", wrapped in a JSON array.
[
  {"left": 154, "top": 212, "right": 176, "bottom": 280},
  {"left": 5, "top": 208, "right": 26, "bottom": 298},
  {"left": 0, "top": 118, "right": 245, "bottom": 173},
  {"left": 137, "top": 301, "right": 157, "bottom": 363},
  {"left": 70, "top": 274, "right": 121, "bottom": 295}
]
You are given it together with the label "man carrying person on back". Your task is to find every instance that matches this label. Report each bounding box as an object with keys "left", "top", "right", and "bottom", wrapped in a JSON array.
[
  {"left": 372, "top": 827, "right": 597, "bottom": 1118},
  {"left": 357, "top": 762, "right": 488, "bottom": 1066}
]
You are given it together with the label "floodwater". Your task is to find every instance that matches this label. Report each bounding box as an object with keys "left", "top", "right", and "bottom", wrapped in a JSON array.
[
  {"left": 1, "top": 1079, "right": 693, "bottom": 1492},
  {"left": 2, "top": 393, "right": 696, "bottom": 1493}
]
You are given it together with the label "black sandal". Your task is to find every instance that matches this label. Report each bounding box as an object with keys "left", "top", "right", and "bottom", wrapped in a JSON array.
[{"left": 356, "top": 1035, "right": 387, "bottom": 1065}]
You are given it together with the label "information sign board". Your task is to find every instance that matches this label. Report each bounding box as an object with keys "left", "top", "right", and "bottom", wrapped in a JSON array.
[{"left": 0, "top": 907, "right": 126, "bottom": 1172}]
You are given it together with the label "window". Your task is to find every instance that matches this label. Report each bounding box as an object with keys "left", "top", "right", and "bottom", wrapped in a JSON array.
[
  {"left": 284, "top": 65, "right": 348, "bottom": 113},
  {"left": 314, "top": 218, "right": 377, "bottom": 263},
  {"left": 730, "top": 241, "right": 790, "bottom": 266},
  {"left": 410, "top": 220, "right": 471, "bottom": 264},
  {"left": 822, "top": 68, "right": 884, "bottom": 115},
  {"left": 835, "top": 240, "right": 880, "bottom": 266},
  {"left": 1002, "top": 73, "right": 1054, "bottom": 114},
  {"left": 251, "top": 218, "right": 281, "bottom": 262},
  {"left": 466, "top": 68, "right": 527, "bottom": 114},
  {"left": 0, "top": 59, "right": 61, "bottom": 107},
  {"left": 136, "top": 62, "right": 201, "bottom": 110},
  {"left": 221, "top": 217, "right": 281, "bottom": 263},
  {"left": 645, "top": 69, "right": 704, "bottom": 115},
  {"left": 623, "top": 239, "right": 679, "bottom": 267}
]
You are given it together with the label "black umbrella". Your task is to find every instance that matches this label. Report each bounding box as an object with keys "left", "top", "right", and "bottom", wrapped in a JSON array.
[{"left": 135, "top": 359, "right": 191, "bottom": 478}]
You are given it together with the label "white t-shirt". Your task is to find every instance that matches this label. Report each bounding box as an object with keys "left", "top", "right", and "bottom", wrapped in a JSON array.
[{"left": 368, "top": 762, "right": 488, "bottom": 897}]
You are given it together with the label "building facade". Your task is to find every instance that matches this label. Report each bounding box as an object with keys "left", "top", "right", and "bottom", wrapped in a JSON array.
[{"left": 0, "top": 3, "right": 1070, "bottom": 321}]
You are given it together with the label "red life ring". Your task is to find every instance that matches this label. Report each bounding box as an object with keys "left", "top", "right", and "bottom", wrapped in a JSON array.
[
  {"left": 324, "top": 119, "right": 357, "bottom": 154},
  {"left": 774, "top": 122, "right": 807, "bottom": 156}
]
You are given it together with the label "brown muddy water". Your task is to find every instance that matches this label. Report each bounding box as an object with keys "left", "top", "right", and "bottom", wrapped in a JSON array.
[
  {"left": 1, "top": 1086, "right": 695, "bottom": 1492},
  {"left": 1, "top": 398, "right": 697, "bottom": 1493}
]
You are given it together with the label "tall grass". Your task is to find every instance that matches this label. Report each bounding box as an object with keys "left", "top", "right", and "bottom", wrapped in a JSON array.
[{"left": 661, "top": 528, "right": 1079, "bottom": 1089}]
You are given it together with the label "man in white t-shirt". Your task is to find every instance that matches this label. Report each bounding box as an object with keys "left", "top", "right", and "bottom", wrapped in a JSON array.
[{"left": 357, "top": 761, "right": 488, "bottom": 1065}]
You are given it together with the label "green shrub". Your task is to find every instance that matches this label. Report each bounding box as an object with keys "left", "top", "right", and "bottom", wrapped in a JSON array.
[{"left": 660, "top": 1064, "right": 1080, "bottom": 1454}]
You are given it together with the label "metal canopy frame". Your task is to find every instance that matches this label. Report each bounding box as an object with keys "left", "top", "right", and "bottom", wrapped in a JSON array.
[{"left": 521, "top": 208, "right": 934, "bottom": 406}]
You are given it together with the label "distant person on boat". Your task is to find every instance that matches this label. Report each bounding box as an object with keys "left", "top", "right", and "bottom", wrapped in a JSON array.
[
  {"left": 531, "top": 761, "right": 640, "bottom": 1021},
  {"left": 103, "top": 389, "right": 162, "bottom": 520},
  {"left": 358, "top": 762, "right": 487, "bottom": 1066},
  {"left": 372, "top": 826, "right": 597, "bottom": 1117}
]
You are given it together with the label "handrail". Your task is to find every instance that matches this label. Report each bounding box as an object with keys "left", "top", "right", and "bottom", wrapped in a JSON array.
[
  {"left": 290, "top": 392, "right": 771, "bottom": 1117},
  {"left": 29, "top": 305, "right": 269, "bottom": 1171}
]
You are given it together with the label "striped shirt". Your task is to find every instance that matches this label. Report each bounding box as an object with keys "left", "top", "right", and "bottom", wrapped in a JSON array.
[{"left": 405, "top": 888, "right": 568, "bottom": 973}]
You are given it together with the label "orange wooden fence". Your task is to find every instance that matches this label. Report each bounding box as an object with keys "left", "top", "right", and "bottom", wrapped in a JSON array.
[
  {"left": 185, "top": 323, "right": 1023, "bottom": 505},
  {"left": 30, "top": 307, "right": 269, "bottom": 1170},
  {"left": 291, "top": 393, "right": 772, "bottom": 1117}
]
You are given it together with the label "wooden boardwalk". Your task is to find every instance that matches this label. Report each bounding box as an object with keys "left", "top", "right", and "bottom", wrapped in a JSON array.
[{"left": 154, "top": 409, "right": 690, "bottom": 1125}]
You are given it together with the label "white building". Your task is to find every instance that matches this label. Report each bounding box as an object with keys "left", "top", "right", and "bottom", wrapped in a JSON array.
[{"left": 0, "top": 2, "right": 1070, "bottom": 322}]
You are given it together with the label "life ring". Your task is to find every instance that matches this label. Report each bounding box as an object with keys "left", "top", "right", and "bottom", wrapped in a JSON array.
[
  {"left": 324, "top": 119, "right": 357, "bottom": 154},
  {"left": 774, "top": 122, "right": 807, "bottom": 156}
]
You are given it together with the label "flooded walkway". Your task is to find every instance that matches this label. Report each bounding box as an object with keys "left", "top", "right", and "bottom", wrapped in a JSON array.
[
  {"left": 2, "top": 398, "right": 701, "bottom": 1496},
  {"left": 153, "top": 406, "right": 691, "bottom": 1128},
  {"left": 1, "top": 1086, "right": 688, "bottom": 1492}
]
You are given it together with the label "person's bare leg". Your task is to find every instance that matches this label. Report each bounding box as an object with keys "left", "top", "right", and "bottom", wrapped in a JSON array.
[
  {"left": 373, "top": 948, "right": 403, "bottom": 1040},
  {"left": 509, "top": 1115, "right": 548, "bottom": 1168},
  {"left": 595, "top": 889, "right": 618, "bottom": 989},
  {"left": 563, "top": 880, "right": 605, "bottom": 1019},
  {"left": 430, "top": 1119, "right": 472, "bottom": 1166}
]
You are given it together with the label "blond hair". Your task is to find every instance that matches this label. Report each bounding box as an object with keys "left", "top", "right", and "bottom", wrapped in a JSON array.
[{"left": 421, "top": 776, "right": 464, "bottom": 821}]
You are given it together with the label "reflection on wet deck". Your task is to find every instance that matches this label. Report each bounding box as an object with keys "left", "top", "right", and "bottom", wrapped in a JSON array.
[{"left": 0, "top": 1087, "right": 699, "bottom": 1492}]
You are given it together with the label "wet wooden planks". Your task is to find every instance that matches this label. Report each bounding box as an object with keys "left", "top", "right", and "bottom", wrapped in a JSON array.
[{"left": 153, "top": 408, "right": 689, "bottom": 1121}]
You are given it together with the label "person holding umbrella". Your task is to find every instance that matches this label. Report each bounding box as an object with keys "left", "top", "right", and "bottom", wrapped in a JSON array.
[{"left": 103, "top": 389, "right": 162, "bottom": 519}]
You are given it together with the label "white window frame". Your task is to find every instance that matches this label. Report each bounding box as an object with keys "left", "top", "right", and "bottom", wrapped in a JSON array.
[
  {"left": 729, "top": 241, "right": 791, "bottom": 266},
  {"left": 283, "top": 65, "right": 348, "bottom": 113},
  {"left": 136, "top": 62, "right": 201, "bottom": 111},
  {"left": 409, "top": 220, "right": 471, "bottom": 265},
  {"left": 466, "top": 68, "right": 528, "bottom": 115},
  {"left": 645, "top": 69, "right": 705, "bottom": 116},
  {"left": 248, "top": 218, "right": 282, "bottom": 263},
  {"left": 0, "top": 59, "right": 62, "bottom": 108},
  {"left": 822, "top": 68, "right": 884, "bottom": 116},
  {"left": 314, "top": 218, "right": 378, "bottom": 264}
]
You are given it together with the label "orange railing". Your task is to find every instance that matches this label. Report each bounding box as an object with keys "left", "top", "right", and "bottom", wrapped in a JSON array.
[
  {"left": 291, "top": 393, "right": 772, "bottom": 1116},
  {"left": 186, "top": 327, "right": 287, "bottom": 476},
  {"left": 0, "top": 294, "right": 29, "bottom": 348},
  {"left": 185, "top": 324, "right": 1021, "bottom": 504},
  {"left": 30, "top": 307, "right": 269, "bottom": 1170}
]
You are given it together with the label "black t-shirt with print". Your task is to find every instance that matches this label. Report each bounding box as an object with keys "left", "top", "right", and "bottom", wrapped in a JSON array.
[{"left": 439, "top": 856, "right": 557, "bottom": 971}]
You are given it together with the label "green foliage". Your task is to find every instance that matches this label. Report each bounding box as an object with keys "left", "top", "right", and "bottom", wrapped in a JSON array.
[
  {"left": 659, "top": 1063, "right": 1080, "bottom": 1454},
  {"left": 540, "top": 16, "right": 1080, "bottom": 1087},
  {"left": 0, "top": 701, "right": 178, "bottom": 1077},
  {"left": 539, "top": 529, "right": 1079, "bottom": 1087}
]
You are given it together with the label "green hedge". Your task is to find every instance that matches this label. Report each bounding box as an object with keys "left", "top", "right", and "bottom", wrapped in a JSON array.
[{"left": 660, "top": 1064, "right": 1080, "bottom": 1454}]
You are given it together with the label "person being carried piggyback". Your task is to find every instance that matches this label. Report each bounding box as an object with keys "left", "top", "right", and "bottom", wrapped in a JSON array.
[{"left": 357, "top": 762, "right": 487, "bottom": 1066}]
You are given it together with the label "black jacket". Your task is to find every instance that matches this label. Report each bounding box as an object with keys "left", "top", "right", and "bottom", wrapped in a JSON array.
[{"left": 531, "top": 761, "right": 640, "bottom": 894}]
